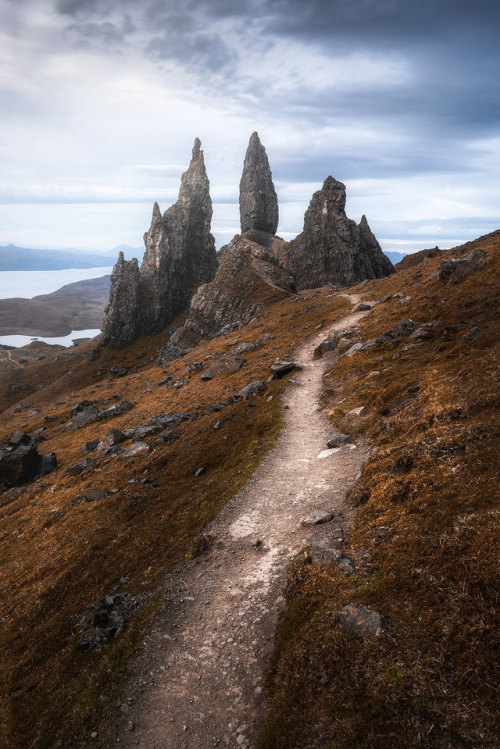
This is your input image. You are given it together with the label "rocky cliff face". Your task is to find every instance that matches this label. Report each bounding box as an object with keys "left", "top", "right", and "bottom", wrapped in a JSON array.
[
  {"left": 102, "top": 139, "right": 217, "bottom": 349},
  {"left": 157, "top": 235, "right": 296, "bottom": 364},
  {"left": 101, "top": 253, "right": 140, "bottom": 349},
  {"left": 239, "top": 132, "right": 279, "bottom": 248},
  {"left": 273, "top": 176, "right": 393, "bottom": 289}
]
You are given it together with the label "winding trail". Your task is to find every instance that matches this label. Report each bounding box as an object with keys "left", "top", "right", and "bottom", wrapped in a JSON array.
[
  {"left": 112, "top": 300, "right": 370, "bottom": 748},
  {"left": 0, "top": 350, "right": 23, "bottom": 367}
]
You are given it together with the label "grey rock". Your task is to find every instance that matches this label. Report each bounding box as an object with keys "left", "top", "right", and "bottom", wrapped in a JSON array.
[
  {"left": 338, "top": 604, "right": 385, "bottom": 639},
  {"left": 9, "top": 430, "right": 31, "bottom": 446},
  {"left": 203, "top": 357, "right": 246, "bottom": 379},
  {"left": 408, "top": 327, "right": 430, "bottom": 341},
  {"left": 234, "top": 381, "right": 266, "bottom": 400},
  {"left": 300, "top": 509, "right": 335, "bottom": 526},
  {"left": 305, "top": 545, "right": 343, "bottom": 564},
  {"left": 133, "top": 424, "right": 161, "bottom": 440},
  {"left": 72, "top": 407, "right": 100, "bottom": 430},
  {"left": 313, "top": 337, "right": 338, "bottom": 358},
  {"left": 344, "top": 342, "right": 363, "bottom": 357},
  {"left": 161, "top": 430, "right": 180, "bottom": 444},
  {"left": 0, "top": 444, "right": 57, "bottom": 490},
  {"left": 239, "top": 132, "right": 278, "bottom": 247},
  {"left": 121, "top": 442, "right": 150, "bottom": 459},
  {"left": 273, "top": 178, "right": 393, "bottom": 289},
  {"left": 270, "top": 360, "right": 298, "bottom": 378},
  {"left": 98, "top": 429, "right": 126, "bottom": 450},
  {"left": 150, "top": 412, "right": 193, "bottom": 428},
  {"left": 232, "top": 342, "right": 256, "bottom": 354},
  {"left": 37, "top": 451, "right": 58, "bottom": 477},
  {"left": 7, "top": 381, "right": 30, "bottom": 394},
  {"left": 158, "top": 236, "right": 296, "bottom": 364},
  {"left": 102, "top": 139, "right": 217, "bottom": 349},
  {"left": 438, "top": 249, "right": 486, "bottom": 283},
  {"left": 81, "top": 439, "right": 99, "bottom": 454},
  {"left": 66, "top": 458, "right": 95, "bottom": 477},
  {"left": 327, "top": 434, "right": 350, "bottom": 449},
  {"left": 355, "top": 302, "right": 372, "bottom": 311},
  {"left": 85, "top": 491, "right": 105, "bottom": 503}
]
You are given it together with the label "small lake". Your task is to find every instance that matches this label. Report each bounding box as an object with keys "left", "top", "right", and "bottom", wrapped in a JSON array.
[
  {"left": 0, "top": 267, "right": 113, "bottom": 300},
  {"left": 0, "top": 329, "right": 101, "bottom": 349}
]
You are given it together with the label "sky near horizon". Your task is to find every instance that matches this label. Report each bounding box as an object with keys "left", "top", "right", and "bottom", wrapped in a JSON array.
[{"left": 0, "top": 0, "right": 499, "bottom": 253}]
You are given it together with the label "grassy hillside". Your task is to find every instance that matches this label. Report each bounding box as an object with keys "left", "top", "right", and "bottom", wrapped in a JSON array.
[
  {"left": 0, "top": 287, "right": 350, "bottom": 748},
  {"left": 259, "top": 230, "right": 500, "bottom": 748},
  {"left": 1, "top": 230, "right": 498, "bottom": 748}
]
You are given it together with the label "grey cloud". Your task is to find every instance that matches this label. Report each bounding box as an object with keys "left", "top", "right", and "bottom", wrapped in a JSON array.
[{"left": 148, "top": 31, "right": 238, "bottom": 73}]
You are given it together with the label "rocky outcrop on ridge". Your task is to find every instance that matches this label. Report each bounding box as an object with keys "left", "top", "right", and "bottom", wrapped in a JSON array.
[
  {"left": 273, "top": 176, "right": 394, "bottom": 289},
  {"left": 157, "top": 235, "right": 296, "bottom": 364},
  {"left": 101, "top": 254, "right": 140, "bottom": 349},
  {"left": 102, "top": 139, "right": 217, "bottom": 349},
  {"left": 239, "top": 132, "right": 279, "bottom": 248}
]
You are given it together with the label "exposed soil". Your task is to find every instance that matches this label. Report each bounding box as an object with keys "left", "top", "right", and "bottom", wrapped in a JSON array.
[{"left": 107, "top": 300, "right": 369, "bottom": 748}]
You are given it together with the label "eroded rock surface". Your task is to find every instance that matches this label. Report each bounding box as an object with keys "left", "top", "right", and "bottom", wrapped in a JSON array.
[
  {"left": 102, "top": 139, "right": 217, "bottom": 349},
  {"left": 158, "top": 235, "right": 296, "bottom": 364},
  {"left": 239, "top": 132, "right": 279, "bottom": 247},
  {"left": 274, "top": 176, "right": 394, "bottom": 289}
]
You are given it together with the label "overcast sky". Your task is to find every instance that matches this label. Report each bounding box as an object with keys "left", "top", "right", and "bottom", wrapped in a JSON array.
[{"left": 0, "top": 0, "right": 499, "bottom": 254}]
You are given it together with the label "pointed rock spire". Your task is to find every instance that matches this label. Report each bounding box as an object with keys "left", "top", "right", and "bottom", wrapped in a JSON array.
[
  {"left": 239, "top": 132, "right": 278, "bottom": 247},
  {"left": 272, "top": 175, "right": 393, "bottom": 289},
  {"left": 101, "top": 253, "right": 141, "bottom": 349},
  {"left": 101, "top": 139, "right": 218, "bottom": 349}
]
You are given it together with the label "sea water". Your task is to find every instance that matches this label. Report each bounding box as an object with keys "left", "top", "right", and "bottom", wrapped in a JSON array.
[
  {"left": 0, "top": 329, "right": 101, "bottom": 348},
  {"left": 0, "top": 267, "right": 113, "bottom": 300}
]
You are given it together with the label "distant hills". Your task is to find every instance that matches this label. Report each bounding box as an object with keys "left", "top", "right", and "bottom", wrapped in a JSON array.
[
  {"left": 0, "top": 244, "right": 142, "bottom": 271},
  {"left": 384, "top": 250, "right": 408, "bottom": 265},
  {"left": 0, "top": 275, "right": 110, "bottom": 336}
]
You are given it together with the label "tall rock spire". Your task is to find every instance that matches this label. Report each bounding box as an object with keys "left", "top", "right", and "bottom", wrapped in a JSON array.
[
  {"left": 101, "top": 139, "right": 217, "bottom": 349},
  {"left": 101, "top": 253, "right": 141, "bottom": 349},
  {"left": 273, "top": 176, "right": 393, "bottom": 289},
  {"left": 239, "top": 132, "right": 279, "bottom": 247}
]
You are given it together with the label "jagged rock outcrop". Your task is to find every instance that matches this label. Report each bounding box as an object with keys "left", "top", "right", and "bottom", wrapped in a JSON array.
[
  {"left": 158, "top": 235, "right": 296, "bottom": 364},
  {"left": 102, "top": 139, "right": 217, "bottom": 349},
  {"left": 273, "top": 176, "right": 394, "bottom": 289},
  {"left": 101, "top": 254, "right": 140, "bottom": 349},
  {"left": 239, "top": 132, "right": 279, "bottom": 247}
]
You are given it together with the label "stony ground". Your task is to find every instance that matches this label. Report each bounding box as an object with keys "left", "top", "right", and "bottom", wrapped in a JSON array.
[{"left": 104, "top": 301, "right": 369, "bottom": 749}]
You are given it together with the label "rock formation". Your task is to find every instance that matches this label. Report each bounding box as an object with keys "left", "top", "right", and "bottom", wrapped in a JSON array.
[
  {"left": 157, "top": 235, "right": 296, "bottom": 364},
  {"left": 273, "top": 176, "right": 394, "bottom": 289},
  {"left": 239, "top": 132, "right": 279, "bottom": 247},
  {"left": 102, "top": 139, "right": 217, "bottom": 349},
  {"left": 101, "top": 254, "right": 140, "bottom": 349}
]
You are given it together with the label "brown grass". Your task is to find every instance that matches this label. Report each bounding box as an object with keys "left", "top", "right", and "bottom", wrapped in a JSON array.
[
  {"left": 259, "top": 230, "right": 500, "bottom": 748},
  {"left": 0, "top": 289, "right": 350, "bottom": 747}
]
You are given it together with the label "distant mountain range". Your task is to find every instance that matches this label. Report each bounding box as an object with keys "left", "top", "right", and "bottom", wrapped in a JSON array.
[
  {"left": 384, "top": 251, "right": 408, "bottom": 265},
  {"left": 0, "top": 244, "right": 142, "bottom": 271}
]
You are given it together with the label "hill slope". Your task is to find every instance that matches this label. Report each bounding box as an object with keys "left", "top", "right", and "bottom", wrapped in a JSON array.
[
  {"left": 0, "top": 275, "right": 110, "bottom": 336},
  {"left": 0, "top": 230, "right": 498, "bottom": 748},
  {"left": 259, "top": 229, "right": 500, "bottom": 748}
]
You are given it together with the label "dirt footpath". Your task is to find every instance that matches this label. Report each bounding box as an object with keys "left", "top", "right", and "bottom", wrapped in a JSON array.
[{"left": 110, "top": 303, "right": 369, "bottom": 749}]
